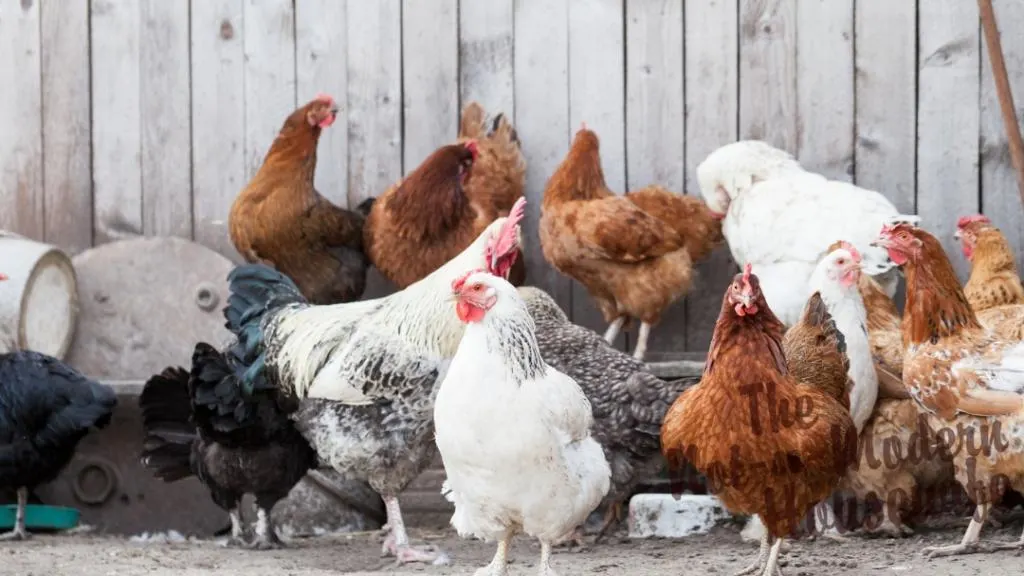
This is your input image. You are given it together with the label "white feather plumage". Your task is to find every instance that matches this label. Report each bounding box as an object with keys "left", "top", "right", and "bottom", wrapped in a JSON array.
[
  {"left": 696, "top": 140, "right": 920, "bottom": 327},
  {"left": 434, "top": 273, "right": 610, "bottom": 574}
]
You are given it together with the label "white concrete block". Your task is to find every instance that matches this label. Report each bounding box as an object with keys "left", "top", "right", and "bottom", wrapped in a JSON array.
[{"left": 627, "top": 493, "right": 733, "bottom": 538}]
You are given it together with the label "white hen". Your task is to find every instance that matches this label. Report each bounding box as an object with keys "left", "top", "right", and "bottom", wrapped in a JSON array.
[
  {"left": 696, "top": 140, "right": 920, "bottom": 327},
  {"left": 809, "top": 241, "right": 878, "bottom": 539},
  {"left": 434, "top": 271, "right": 611, "bottom": 576}
]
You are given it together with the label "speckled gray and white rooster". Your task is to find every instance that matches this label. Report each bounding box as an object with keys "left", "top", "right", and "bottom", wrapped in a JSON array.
[
  {"left": 516, "top": 286, "right": 699, "bottom": 545},
  {"left": 215, "top": 198, "right": 526, "bottom": 565}
]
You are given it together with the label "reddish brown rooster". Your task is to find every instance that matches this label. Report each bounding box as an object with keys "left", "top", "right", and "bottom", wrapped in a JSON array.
[
  {"left": 363, "top": 102, "right": 526, "bottom": 289},
  {"left": 661, "top": 265, "right": 856, "bottom": 575},
  {"left": 229, "top": 94, "right": 369, "bottom": 305},
  {"left": 540, "top": 125, "right": 723, "bottom": 360},
  {"left": 872, "top": 223, "right": 1024, "bottom": 557}
]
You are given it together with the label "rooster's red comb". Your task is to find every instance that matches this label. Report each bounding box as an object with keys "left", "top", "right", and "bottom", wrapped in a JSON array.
[
  {"left": 314, "top": 92, "right": 334, "bottom": 106},
  {"left": 452, "top": 268, "right": 488, "bottom": 293},
  {"left": 957, "top": 214, "right": 990, "bottom": 229},
  {"left": 742, "top": 263, "right": 752, "bottom": 285},
  {"left": 837, "top": 240, "right": 861, "bottom": 263},
  {"left": 464, "top": 139, "right": 479, "bottom": 159}
]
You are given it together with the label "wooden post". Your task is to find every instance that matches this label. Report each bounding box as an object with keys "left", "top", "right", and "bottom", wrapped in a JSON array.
[{"left": 978, "top": 0, "right": 1024, "bottom": 208}]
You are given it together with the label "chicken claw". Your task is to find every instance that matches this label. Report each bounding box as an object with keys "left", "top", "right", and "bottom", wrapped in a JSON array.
[
  {"left": 248, "top": 507, "right": 285, "bottom": 550},
  {"left": 552, "top": 527, "right": 588, "bottom": 552},
  {"left": 594, "top": 501, "right": 623, "bottom": 543},
  {"left": 736, "top": 534, "right": 786, "bottom": 576},
  {"left": 474, "top": 535, "right": 511, "bottom": 576},
  {"left": 0, "top": 527, "right": 29, "bottom": 541},
  {"left": 733, "top": 531, "right": 770, "bottom": 576},
  {"left": 921, "top": 504, "right": 996, "bottom": 559},
  {"left": 867, "top": 519, "right": 914, "bottom": 538},
  {"left": 0, "top": 488, "right": 30, "bottom": 541},
  {"left": 538, "top": 541, "right": 561, "bottom": 576},
  {"left": 381, "top": 496, "right": 452, "bottom": 565}
]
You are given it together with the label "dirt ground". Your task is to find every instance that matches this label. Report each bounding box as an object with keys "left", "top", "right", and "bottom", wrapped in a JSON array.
[{"left": 3, "top": 519, "right": 1023, "bottom": 576}]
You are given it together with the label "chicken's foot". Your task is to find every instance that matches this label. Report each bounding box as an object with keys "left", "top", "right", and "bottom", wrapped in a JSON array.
[
  {"left": 732, "top": 530, "right": 770, "bottom": 576},
  {"left": 761, "top": 537, "right": 786, "bottom": 576},
  {"left": 867, "top": 503, "right": 913, "bottom": 538},
  {"left": 989, "top": 523, "right": 1024, "bottom": 552},
  {"left": 552, "top": 526, "right": 587, "bottom": 551},
  {"left": 381, "top": 495, "right": 451, "bottom": 565},
  {"left": 593, "top": 501, "right": 623, "bottom": 543},
  {"left": 603, "top": 317, "right": 625, "bottom": 344},
  {"left": 248, "top": 507, "right": 284, "bottom": 550},
  {"left": 922, "top": 503, "right": 988, "bottom": 558},
  {"left": 812, "top": 501, "right": 849, "bottom": 543},
  {"left": 632, "top": 322, "right": 652, "bottom": 360},
  {"left": 224, "top": 508, "right": 248, "bottom": 547},
  {"left": 538, "top": 540, "right": 561, "bottom": 576},
  {"left": 474, "top": 533, "right": 512, "bottom": 576},
  {"left": 0, "top": 488, "right": 29, "bottom": 541}
]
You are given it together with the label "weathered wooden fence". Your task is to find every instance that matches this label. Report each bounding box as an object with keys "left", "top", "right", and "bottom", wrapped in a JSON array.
[{"left": 2, "top": 0, "right": 1024, "bottom": 361}]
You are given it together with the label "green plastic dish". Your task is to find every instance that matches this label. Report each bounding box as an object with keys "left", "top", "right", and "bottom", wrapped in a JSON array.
[{"left": 0, "top": 505, "right": 80, "bottom": 531}]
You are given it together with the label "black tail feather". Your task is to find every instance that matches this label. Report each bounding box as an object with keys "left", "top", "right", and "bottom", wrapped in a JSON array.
[{"left": 139, "top": 367, "right": 196, "bottom": 482}]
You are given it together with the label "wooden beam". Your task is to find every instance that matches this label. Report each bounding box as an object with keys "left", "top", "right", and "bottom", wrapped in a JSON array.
[{"left": 979, "top": 0, "right": 1024, "bottom": 209}]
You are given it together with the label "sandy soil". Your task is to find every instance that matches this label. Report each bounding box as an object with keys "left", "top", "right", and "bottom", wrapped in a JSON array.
[{"left": 3, "top": 521, "right": 1023, "bottom": 576}]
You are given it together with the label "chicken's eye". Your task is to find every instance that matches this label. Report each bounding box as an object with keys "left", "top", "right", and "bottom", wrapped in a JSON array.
[{"left": 836, "top": 258, "right": 845, "bottom": 265}]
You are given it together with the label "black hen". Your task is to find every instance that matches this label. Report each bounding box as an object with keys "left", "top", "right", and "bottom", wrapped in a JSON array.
[
  {"left": 139, "top": 335, "right": 317, "bottom": 549},
  {"left": 517, "top": 287, "right": 699, "bottom": 544},
  {"left": 0, "top": 351, "right": 117, "bottom": 540}
]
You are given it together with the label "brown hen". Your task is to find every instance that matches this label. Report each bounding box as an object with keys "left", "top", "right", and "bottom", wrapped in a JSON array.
[
  {"left": 540, "top": 125, "right": 723, "bottom": 360},
  {"left": 956, "top": 214, "right": 1024, "bottom": 312},
  {"left": 363, "top": 102, "right": 526, "bottom": 289},
  {"left": 229, "top": 94, "right": 369, "bottom": 305},
  {"left": 872, "top": 222, "right": 1024, "bottom": 558},
  {"left": 661, "top": 265, "right": 856, "bottom": 575}
]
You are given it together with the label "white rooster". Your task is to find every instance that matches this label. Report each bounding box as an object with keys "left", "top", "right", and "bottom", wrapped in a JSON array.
[
  {"left": 434, "top": 271, "right": 611, "bottom": 576},
  {"left": 695, "top": 140, "right": 920, "bottom": 327},
  {"left": 213, "top": 199, "right": 527, "bottom": 565}
]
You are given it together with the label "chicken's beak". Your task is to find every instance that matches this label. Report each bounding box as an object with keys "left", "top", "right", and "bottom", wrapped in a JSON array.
[
  {"left": 869, "top": 237, "right": 890, "bottom": 249},
  {"left": 738, "top": 293, "right": 753, "bottom": 308},
  {"left": 953, "top": 229, "right": 963, "bottom": 241}
]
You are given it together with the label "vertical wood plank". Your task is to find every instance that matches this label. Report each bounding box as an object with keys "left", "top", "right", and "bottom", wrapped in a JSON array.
[
  {"left": 243, "top": 0, "right": 297, "bottom": 180},
  {"left": 402, "top": 0, "right": 458, "bottom": 169},
  {"left": 981, "top": 0, "right": 1024, "bottom": 271},
  {"left": 296, "top": 0, "right": 348, "bottom": 206},
  {"left": 854, "top": 0, "right": 917, "bottom": 213},
  {"left": 567, "top": 0, "right": 626, "bottom": 345},
  {"left": 0, "top": 0, "right": 43, "bottom": 239},
  {"left": 918, "top": 0, "right": 980, "bottom": 281},
  {"left": 346, "top": 0, "right": 402, "bottom": 207},
  {"left": 684, "top": 0, "right": 739, "bottom": 352},
  {"left": 41, "top": 0, "right": 92, "bottom": 253},
  {"left": 459, "top": 0, "right": 515, "bottom": 120},
  {"left": 140, "top": 0, "right": 192, "bottom": 238},
  {"left": 795, "top": 0, "right": 854, "bottom": 181},
  {"left": 91, "top": 0, "right": 143, "bottom": 244},
  {"left": 514, "top": 0, "right": 571, "bottom": 311},
  {"left": 625, "top": 0, "right": 684, "bottom": 359},
  {"left": 347, "top": 0, "right": 402, "bottom": 299},
  {"left": 739, "top": 0, "right": 797, "bottom": 151},
  {"left": 191, "top": 0, "right": 246, "bottom": 259}
]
